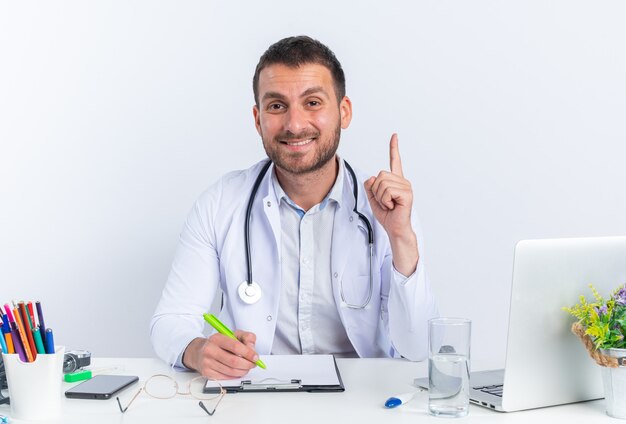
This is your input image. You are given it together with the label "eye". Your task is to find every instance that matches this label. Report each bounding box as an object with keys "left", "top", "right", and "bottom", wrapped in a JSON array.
[
  {"left": 307, "top": 100, "right": 322, "bottom": 108},
  {"left": 267, "top": 102, "right": 286, "bottom": 112}
]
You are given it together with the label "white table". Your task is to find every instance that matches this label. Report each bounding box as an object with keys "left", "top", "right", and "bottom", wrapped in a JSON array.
[{"left": 0, "top": 357, "right": 616, "bottom": 423}]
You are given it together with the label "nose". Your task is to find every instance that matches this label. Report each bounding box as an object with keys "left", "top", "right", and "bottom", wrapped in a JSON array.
[{"left": 284, "top": 106, "right": 307, "bottom": 134}]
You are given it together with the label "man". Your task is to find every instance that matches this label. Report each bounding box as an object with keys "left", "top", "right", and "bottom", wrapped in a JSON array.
[{"left": 150, "top": 36, "right": 438, "bottom": 379}]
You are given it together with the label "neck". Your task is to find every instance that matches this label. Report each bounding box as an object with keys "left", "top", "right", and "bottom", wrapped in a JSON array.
[{"left": 274, "top": 157, "right": 339, "bottom": 211}]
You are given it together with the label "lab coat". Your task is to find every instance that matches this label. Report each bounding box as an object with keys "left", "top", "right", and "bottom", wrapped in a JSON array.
[{"left": 150, "top": 158, "right": 438, "bottom": 366}]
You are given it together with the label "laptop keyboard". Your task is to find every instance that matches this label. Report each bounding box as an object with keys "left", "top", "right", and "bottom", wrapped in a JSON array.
[{"left": 473, "top": 384, "right": 504, "bottom": 397}]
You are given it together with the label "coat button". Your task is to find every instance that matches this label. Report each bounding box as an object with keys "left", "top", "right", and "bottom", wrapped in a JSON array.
[
  {"left": 266, "top": 201, "right": 272, "bottom": 207},
  {"left": 333, "top": 272, "right": 338, "bottom": 278},
  {"left": 266, "top": 315, "right": 272, "bottom": 321},
  {"left": 349, "top": 216, "right": 354, "bottom": 222}
]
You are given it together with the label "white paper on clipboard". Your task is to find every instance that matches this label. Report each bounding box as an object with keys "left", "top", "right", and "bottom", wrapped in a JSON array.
[{"left": 204, "top": 354, "right": 342, "bottom": 391}]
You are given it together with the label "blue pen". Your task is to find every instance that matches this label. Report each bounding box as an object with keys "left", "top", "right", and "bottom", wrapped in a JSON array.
[
  {"left": 44, "top": 328, "right": 55, "bottom": 354},
  {"left": 0, "top": 316, "right": 7, "bottom": 354},
  {"left": 384, "top": 392, "right": 417, "bottom": 408},
  {"left": 36, "top": 301, "right": 47, "bottom": 346},
  {"left": 0, "top": 328, "right": 7, "bottom": 354},
  {"left": 1, "top": 314, "right": 10, "bottom": 338}
]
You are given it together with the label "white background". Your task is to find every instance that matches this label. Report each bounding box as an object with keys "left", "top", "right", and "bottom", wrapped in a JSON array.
[{"left": 1, "top": 1, "right": 625, "bottom": 366}]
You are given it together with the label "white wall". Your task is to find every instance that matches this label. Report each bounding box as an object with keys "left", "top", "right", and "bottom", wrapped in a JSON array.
[{"left": 1, "top": 1, "right": 625, "bottom": 366}]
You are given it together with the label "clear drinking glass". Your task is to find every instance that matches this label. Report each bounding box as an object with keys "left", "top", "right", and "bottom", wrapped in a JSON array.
[{"left": 428, "top": 318, "right": 471, "bottom": 418}]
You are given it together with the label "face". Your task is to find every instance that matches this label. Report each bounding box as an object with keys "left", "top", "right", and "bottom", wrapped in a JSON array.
[{"left": 253, "top": 63, "right": 352, "bottom": 176}]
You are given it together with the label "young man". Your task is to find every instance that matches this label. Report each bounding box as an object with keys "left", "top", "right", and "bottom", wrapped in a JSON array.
[{"left": 151, "top": 36, "right": 438, "bottom": 379}]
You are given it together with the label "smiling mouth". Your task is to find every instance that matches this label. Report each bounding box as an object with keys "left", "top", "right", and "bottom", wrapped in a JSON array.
[{"left": 280, "top": 138, "right": 315, "bottom": 146}]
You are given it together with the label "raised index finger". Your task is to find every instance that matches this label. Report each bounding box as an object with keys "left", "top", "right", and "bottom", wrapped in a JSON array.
[{"left": 389, "top": 133, "right": 404, "bottom": 176}]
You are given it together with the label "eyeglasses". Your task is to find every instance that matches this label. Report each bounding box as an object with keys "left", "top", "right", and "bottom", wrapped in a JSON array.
[{"left": 116, "top": 374, "right": 226, "bottom": 416}]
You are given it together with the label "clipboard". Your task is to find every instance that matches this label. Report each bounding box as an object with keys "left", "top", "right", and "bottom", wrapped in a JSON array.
[{"left": 203, "top": 354, "right": 345, "bottom": 393}]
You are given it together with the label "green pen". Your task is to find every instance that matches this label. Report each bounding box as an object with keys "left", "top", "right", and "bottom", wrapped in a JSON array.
[
  {"left": 203, "top": 313, "right": 266, "bottom": 369},
  {"left": 33, "top": 327, "right": 46, "bottom": 354}
]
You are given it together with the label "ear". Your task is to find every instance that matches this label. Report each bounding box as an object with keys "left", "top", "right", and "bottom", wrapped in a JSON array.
[
  {"left": 339, "top": 96, "right": 352, "bottom": 129},
  {"left": 253, "top": 105, "right": 262, "bottom": 136}
]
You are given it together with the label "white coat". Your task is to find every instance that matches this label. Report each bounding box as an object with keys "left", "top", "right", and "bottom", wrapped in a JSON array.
[{"left": 150, "top": 158, "right": 438, "bottom": 366}]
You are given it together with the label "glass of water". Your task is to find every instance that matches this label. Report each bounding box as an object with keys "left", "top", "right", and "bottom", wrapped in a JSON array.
[{"left": 428, "top": 317, "right": 471, "bottom": 418}]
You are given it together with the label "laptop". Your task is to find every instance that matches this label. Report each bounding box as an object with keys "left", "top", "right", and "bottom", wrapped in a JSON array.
[{"left": 416, "top": 236, "right": 626, "bottom": 412}]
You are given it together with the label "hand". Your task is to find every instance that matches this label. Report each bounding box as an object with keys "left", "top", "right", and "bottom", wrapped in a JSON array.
[
  {"left": 182, "top": 330, "right": 259, "bottom": 379},
  {"left": 364, "top": 133, "right": 419, "bottom": 275}
]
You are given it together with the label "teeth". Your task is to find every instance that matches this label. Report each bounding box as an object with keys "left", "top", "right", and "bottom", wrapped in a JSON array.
[{"left": 285, "top": 138, "right": 313, "bottom": 146}]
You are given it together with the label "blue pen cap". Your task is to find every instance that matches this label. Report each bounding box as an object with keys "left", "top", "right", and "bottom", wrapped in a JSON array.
[
  {"left": 0, "top": 315, "right": 9, "bottom": 333},
  {"left": 384, "top": 397, "right": 402, "bottom": 408},
  {"left": 45, "top": 328, "right": 55, "bottom": 354},
  {"left": 0, "top": 332, "right": 7, "bottom": 354}
]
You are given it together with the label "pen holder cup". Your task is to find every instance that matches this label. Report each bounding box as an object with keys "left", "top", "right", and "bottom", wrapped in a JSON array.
[{"left": 2, "top": 346, "right": 65, "bottom": 421}]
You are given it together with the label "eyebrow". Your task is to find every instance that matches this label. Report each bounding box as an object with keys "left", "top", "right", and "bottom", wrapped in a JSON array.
[
  {"left": 301, "top": 86, "right": 328, "bottom": 98},
  {"left": 261, "top": 86, "right": 330, "bottom": 103}
]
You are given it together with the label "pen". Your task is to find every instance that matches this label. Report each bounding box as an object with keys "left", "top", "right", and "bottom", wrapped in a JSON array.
[
  {"left": 33, "top": 327, "right": 46, "bottom": 354},
  {"left": 35, "top": 301, "right": 47, "bottom": 345},
  {"left": 3, "top": 308, "right": 17, "bottom": 355},
  {"left": 10, "top": 321, "right": 27, "bottom": 362},
  {"left": 0, "top": 316, "right": 8, "bottom": 354},
  {"left": 203, "top": 313, "right": 266, "bottom": 369},
  {"left": 13, "top": 308, "right": 34, "bottom": 362},
  {"left": 18, "top": 303, "right": 37, "bottom": 361},
  {"left": 0, "top": 327, "right": 7, "bottom": 354},
  {"left": 27, "top": 301, "right": 36, "bottom": 329},
  {"left": 384, "top": 392, "right": 417, "bottom": 408},
  {"left": 4, "top": 330, "right": 14, "bottom": 354},
  {"left": 3, "top": 305, "right": 13, "bottom": 322},
  {"left": 45, "top": 328, "right": 55, "bottom": 354},
  {"left": 19, "top": 301, "right": 33, "bottom": 330}
]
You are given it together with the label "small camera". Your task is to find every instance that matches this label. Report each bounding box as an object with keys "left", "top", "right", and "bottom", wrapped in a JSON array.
[{"left": 63, "top": 350, "right": 91, "bottom": 374}]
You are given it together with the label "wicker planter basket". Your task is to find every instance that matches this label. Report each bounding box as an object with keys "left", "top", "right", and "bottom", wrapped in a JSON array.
[
  {"left": 572, "top": 322, "right": 626, "bottom": 368},
  {"left": 572, "top": 322, "right": 626, "bottom": 419}
]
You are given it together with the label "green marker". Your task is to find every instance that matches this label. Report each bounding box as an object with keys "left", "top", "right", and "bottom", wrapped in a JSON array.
[
  {"left": 33, "top": 327, "right": 46, "bottom": 354},
  {"left": 203, "top": 313, "right": 266, "bottom": 369}
]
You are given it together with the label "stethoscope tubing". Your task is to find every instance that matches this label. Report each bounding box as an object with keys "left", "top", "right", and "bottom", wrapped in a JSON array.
[
  {"left": 243, "top": 159, "right": 374, "bottom": 309},
  {"left": 244, "top": 160, "right": 272, "bottom": 287}
]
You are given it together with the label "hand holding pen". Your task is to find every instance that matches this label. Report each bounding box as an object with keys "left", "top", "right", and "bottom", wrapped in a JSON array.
[{"left": 181, "top": 314, "right": 263, "bottom": 380}]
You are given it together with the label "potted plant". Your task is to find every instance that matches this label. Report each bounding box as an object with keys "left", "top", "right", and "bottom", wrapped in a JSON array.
[{"left": 565, "top": 283, "right": 626, "bottom": 419}]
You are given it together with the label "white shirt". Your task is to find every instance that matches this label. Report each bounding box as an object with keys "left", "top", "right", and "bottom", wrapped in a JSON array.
[
  {"left": 271, "top": 161, "right": 356, "bottom": 356},
  {"left": 150, "top": 158, "right": 439, "bottom": 368}
]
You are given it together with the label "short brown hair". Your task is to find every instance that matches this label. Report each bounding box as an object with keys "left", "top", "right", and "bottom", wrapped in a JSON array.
[{"left": 253, "top": 35, "right": 346, "bottom": 105}]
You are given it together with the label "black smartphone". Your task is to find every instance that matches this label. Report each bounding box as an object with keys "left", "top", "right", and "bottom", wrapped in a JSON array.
[{"left": 65, "top": 375, "right": 139, "bottom": 399}]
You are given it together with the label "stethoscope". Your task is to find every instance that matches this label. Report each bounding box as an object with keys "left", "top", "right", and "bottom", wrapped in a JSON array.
[{"left": 238, "top": 159, "right": 374, "bottom": 309}]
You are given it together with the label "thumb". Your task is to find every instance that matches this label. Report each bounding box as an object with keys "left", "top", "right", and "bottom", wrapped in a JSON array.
[
  {"left": 364, "top": 176, "right": 375, "bottom": 193},
  {"left": 364, "top": 177, "right": 377, "bottom": 203}
]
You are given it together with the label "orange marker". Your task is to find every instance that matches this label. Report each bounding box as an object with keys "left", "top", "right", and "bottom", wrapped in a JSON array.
[
  {"left": 13, "top": 307, "right": 33, "bottom": 362},
  {"left": 18, "top": 302, "right": 37, "bottom": 361},
  {"left": 5, "top": 332, "right": 14, "bottom": 353}
]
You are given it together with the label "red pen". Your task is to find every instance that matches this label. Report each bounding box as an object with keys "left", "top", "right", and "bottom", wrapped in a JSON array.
[{"left": 27, "top": 302, "right": 36, "bottom": 329}]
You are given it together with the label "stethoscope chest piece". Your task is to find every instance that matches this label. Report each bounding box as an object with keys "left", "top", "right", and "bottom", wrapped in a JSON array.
[{"left": 238, "top": 280, "right": 262, "bottom": 304}]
